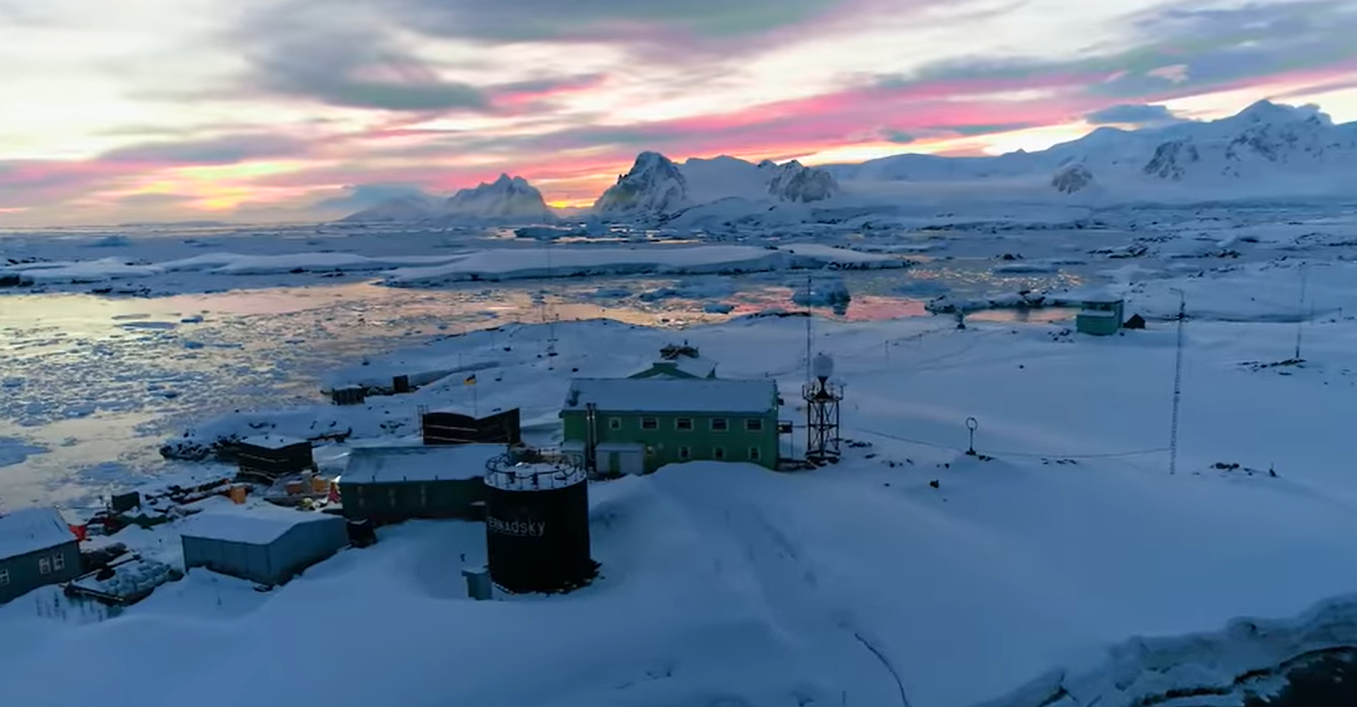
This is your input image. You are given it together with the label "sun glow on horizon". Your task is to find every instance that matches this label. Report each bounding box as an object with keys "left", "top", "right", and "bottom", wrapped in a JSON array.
[{"left": 3, "top": 0, "right": 1355, "bottom": 225}]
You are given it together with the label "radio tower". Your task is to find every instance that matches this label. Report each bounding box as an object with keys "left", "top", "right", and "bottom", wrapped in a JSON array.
[
  {"left": 1169, "top": 289, "right": 1186, "bottom": 475},
  {"left": 803, "top": 352, "right": 843, "bottom": 464}
]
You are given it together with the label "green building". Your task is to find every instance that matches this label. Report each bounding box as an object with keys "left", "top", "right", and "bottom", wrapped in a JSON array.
[
  {"left": 628, "top": 343, "right": 718, "bottom": 380},
  {"left": 560, "top": 378, "right": 780, "bottom": 475},
  {"left": 339, "top": 444, "right": 507, "bottom": 524},
  {"left": 1076, "top": 295, "right": 1126, "bottom": 336}
]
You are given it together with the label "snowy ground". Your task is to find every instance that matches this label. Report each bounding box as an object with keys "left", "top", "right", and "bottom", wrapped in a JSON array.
[
  {"left": 4, "top": 260, "right": 1357, "bottom": 705},
  {"left": 3, "top": 203, "right": 1357, "bottom": 706}
]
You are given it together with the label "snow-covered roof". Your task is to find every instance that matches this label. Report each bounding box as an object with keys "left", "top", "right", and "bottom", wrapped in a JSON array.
[
  {"left": 671, "top": 355, "right": 717, "bottom": 378},
  {"left": 564, "top": 378, "right": 778, "bottom": 414},
  {"left": 343, "top": 444, "right": 507, "bottom": 484},
  {"left": 180, "top": 506, "right": 340, "bottom": 545},
  {"left": 0, "top": 507, "right": 76, "bottom": 560},
  {"left": 239, "top": 434, "right": 308, "bottom": 450}
]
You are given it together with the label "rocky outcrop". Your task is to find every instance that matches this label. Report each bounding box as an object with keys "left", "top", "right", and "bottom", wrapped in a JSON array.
[{"left": 764, "top": 160, "right": 839, "bottom": 202}]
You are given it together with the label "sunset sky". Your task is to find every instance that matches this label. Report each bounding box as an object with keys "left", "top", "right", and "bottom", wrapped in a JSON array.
[{"left": 2, "top": 0, "right": 1356, "bottom": 226}]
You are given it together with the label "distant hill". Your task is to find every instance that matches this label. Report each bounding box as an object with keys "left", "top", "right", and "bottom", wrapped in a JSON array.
[{"left": 340, "top": 174, "right": 555, "bottom": 225}]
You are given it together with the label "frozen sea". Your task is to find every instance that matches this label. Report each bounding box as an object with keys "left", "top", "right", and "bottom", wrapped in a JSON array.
[{"left": 2, "top": 202, "right": 1352, "bottom": 508}]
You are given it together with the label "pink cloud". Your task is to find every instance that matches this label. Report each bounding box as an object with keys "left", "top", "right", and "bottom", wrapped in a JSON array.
[{"left": 489, "top": 74, "right": 610, "bottom": 110}]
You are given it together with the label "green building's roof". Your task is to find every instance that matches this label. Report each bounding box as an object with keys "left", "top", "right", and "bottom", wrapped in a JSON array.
[{"left": 564, "top": 378, "right": 777, "bottom": 414}]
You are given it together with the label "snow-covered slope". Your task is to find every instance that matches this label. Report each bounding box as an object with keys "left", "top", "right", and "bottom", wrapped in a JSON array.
[
  {"left": 340, "top": 174, "right": 555, "bottom": 224},
  {"left": 338, "top": 195, "right": 445, "bottom": 223},
  {"left": 594, "top": 153, "right": 840, "bottom": 221},
  {"left": 828, "top": 100, "right": 1357, "bottom": 202}
]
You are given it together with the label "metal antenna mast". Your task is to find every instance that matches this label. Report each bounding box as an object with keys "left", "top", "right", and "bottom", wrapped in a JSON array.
[{"left": 1169, "top": 288, "right": 1186, "bottom": 475}]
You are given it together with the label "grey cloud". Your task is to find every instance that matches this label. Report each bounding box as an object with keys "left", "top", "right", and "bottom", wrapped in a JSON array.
[
  {"left": 380, "top": 0, "right": 847, "bottom": 44},
  {"left": 247, "top": 38, "right": 487, "bottom": 111},
  {"left": 881, "top": 130, "right": 916, "bottom": 144},
  {"left": 100, "top": 134, "right": 311, "bottom": 165},
  {"left": 225, "top": 5, "right": 490, "bottom": 112},
  {"left": 1084, "top": 104, "right": 1183, "bottom": 126},
  {"left": 946, "top": 122, "right": 1041, "bottom": 136}
]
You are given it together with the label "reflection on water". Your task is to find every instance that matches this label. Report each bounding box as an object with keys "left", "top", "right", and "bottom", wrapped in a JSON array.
[
  {"left": 0, "top": 262, "right": 1082, "bottom": 506},
  {"left": 968, "top": 307, "right": 1078, "bottom": 324}
]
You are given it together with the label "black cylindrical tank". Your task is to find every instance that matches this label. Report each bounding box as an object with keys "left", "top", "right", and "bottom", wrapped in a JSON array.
[{"left": 484, "top": 454, "right": 595, "bottom": 593}]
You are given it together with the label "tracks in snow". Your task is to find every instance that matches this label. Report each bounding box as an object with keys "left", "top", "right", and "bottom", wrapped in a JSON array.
[{"left": 666, "top": 479, "right": 913, "bottom": 707}]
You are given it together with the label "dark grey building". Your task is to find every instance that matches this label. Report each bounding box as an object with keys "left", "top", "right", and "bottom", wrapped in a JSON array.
[
  {"left": 0, "top": 507, "right": 80, "bottom": 604},
  {"left": 340, "top": 444, "right": 507, "bottom": 524},
  {"left": 181, "top": 507, "right": 347, "bottom": 586},
  {"left": 235, "top": 435, "right": 315, "bottom": 483}
]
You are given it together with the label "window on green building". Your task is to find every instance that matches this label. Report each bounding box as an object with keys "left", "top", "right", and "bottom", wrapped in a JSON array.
[
  {"left": 746, "top": 419, "right": 764, "bottom": 431},
  {"left": 609, "top": 418, "right": 622, "bottom": 430},
  {"left": 711, "top": 418, "right": 728, "bottom": 431},
  {"left": 713, "top": 447, "right": 726, "bottom": 460},
  {"left": 679, "top": 446, "right": 691, "bottom": 460},
  {"left": 748, "top": 447, "right": 761, "bottom": 461},
  {"left": 676, "top": 418, "right": 693, "bottom": 431},
  {"left": 641, "top": 417, "right": 658, "bottom": 430},
  {"left": 0, "top": 568, "right": 8, "bottom": 586}
]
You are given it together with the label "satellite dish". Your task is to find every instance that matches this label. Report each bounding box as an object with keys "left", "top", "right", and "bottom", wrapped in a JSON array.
[{"left": 812, "top": 352, "right": 834, "bottom": 381}]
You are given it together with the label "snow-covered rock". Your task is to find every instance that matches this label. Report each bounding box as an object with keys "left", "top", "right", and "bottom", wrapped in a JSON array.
[
  {"left": 764, "top": 160, "right": 839, "bottom": 202},
  {"left": 340, "top": 175, "right": 554, "bottom": 224},
  {"left": 443, "top": 174, "right": 554, "bottom": 223},
  {"left": 593, "top": 152, "right": 689, "bottom": 217},
  {"left": 1051, "top": 163, "right": 1095, "bottom": 194},
  {"left": 594, "top": 153, "right": 839, "bottom": 222}
]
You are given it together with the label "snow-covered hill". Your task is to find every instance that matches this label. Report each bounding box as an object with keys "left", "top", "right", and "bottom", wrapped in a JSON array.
[
  {"left": 341, "top": 174, "right": 555, "bottom": 225},
  {"left": 828, "top": 100, "right": 1357, "bottom": 202},
  {"left": 593, "top": 153, "right": 840, "bottom": 221}
]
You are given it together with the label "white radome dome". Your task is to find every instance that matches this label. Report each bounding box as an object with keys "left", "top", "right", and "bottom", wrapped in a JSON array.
[{"left": 812, "top": 352, "right": 834, "bottom": 380}]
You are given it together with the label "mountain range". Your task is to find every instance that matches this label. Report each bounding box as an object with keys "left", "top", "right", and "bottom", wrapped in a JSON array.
[{"left": 341, "top": 101, "right": 1357, "bottom": 225}]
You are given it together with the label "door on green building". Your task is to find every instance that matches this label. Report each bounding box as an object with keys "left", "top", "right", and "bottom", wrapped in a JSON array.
[{"left": 599, "top": 443, "right": 645, "bottom": 476}]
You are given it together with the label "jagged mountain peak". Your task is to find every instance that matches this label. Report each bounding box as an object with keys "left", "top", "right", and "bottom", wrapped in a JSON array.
[
  {"left": 593, "top": 151, "right": 689, "bottom": 216},
  {"left": 765, "top": 159, "right": 838, "bottom": 203}
]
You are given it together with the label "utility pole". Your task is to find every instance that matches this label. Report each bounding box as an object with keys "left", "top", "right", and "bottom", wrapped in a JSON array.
[
  {"left": 1294, "top": 264, "right": 1308, "bottom": 361},
  {"left": 804, "top": 273, "right": 813, "bottom": 382},
  {"left": 1169, "top": 288, "right": 1186, "bottom": 475}
]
